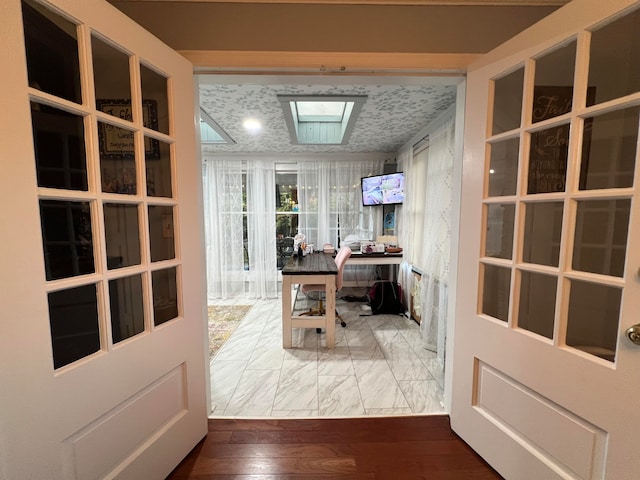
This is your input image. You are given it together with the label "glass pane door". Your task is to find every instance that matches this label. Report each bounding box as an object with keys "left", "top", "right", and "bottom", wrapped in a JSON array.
[
  {"left": 23, "top": 0, "right": 179, "bottom": 369},
  {"left": 479, "top": 8, "right": 640, "bottom": 363}
]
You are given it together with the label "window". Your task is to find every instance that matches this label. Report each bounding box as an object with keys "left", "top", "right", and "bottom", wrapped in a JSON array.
[
  {"left": 199, "top": 107, "right": 235, "bottom": 145},
  {"left": 276, "top": 168, "right": 298, "bottom": 269},
  {"left": 278, "top": 95, "right": 367, "bottom": 145}
]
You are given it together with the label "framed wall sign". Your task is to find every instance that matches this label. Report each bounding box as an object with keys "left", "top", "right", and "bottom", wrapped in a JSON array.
[
  {"left": 528, "top": 86, "right": 595, "bottom": 194},
  {"left": 97, "top": 99, "right": 160, "bottom": 159}
]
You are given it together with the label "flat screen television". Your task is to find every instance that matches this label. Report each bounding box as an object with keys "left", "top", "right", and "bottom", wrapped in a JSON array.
[{"left": 361, "top": 172, "right": 405, "bottom": 206}]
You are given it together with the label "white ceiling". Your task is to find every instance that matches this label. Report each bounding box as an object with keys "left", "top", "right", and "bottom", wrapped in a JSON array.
[{"left": 198, "top": 75, "right": 462, "bottom": 154}]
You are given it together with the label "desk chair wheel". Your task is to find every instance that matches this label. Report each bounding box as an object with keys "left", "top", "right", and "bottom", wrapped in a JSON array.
[{"left": 316, "top": 321, "right": 347, "bottom": 334}]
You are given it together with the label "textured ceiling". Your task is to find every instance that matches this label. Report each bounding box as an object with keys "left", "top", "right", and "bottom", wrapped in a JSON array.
[{"left": 199, "top": 76, "right": 460, "bottom": 154}]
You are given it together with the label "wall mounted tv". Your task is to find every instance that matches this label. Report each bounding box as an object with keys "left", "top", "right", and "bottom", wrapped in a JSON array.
[{"left": 361, "top": 172, "right": 405, "bottom": 206}]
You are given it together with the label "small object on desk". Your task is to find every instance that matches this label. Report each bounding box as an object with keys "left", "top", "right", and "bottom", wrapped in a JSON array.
[
  {"left": 360, "top": 241, "right": 385, "bottom": 254},
  {"left": 323, "top": 243, "right": 335, "bottom": 254},
  {"left": 386, "top": 246, "right": 403, "bottom": 253}
]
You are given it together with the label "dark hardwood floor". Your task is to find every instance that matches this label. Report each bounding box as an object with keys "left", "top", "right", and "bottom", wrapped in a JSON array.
[{"left": 166, "top": 415, "right": 503, "bottom": 479}]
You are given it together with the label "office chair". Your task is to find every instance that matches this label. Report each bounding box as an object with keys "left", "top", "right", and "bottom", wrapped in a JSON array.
[{"left": 300, "top": 246, "right": 352, "bottom": 330}]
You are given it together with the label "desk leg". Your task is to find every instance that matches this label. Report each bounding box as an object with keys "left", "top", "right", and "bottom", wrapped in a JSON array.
[
  {"left": 325, "top": 275, "right": 336, "bottom": 349},
  {"left": 282, "top": 275, "right": 292, "bottom": 348}
]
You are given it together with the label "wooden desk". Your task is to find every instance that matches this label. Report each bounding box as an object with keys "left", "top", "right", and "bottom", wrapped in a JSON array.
[
  {"left": 281, "top": 253, "right": 337, "bottom": 349},
  {"left": 343, "top": 252, "right": 402, "bottom": 286},
  {"left": 346, "top": 251, "right": 403, "bottom": 266}
]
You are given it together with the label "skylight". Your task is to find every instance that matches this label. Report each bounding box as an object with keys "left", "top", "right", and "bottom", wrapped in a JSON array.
[
  {"left": 199, "top": 107, "right": 235, "bottom": 145},
  {"left": 295, "top": 101, "right": 346, "bottom": 122},
  {"left": 278, "top": 95, "right": 367, "bottom": 145}
]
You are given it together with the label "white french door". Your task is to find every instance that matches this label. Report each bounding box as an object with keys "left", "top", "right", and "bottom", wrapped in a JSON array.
[
  {"left": 0, "top": 0, "right": 207, "bottom": 478},
  {"left": 452, "top": 0, "right": 640, "bottom": 478}
]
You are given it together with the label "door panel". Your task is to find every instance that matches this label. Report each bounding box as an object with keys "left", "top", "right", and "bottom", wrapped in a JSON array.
[
  {"left": 452, "top": 0, "right": 640, "bottom": 478},
  {"left": 0, "top": 0, "right": 206, "bottom": 478}
]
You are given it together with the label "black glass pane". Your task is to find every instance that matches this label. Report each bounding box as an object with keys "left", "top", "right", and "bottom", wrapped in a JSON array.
[
  {"left": 566, "top": 280, "right": 621, "bottom": 362},
  {"left": 152, "top": 268, "right": 178, "bottom": 326},
  {"left": 481, "top": 264, "right": 511, "bottom": 322},
  {"left": 31, "top": 102, "right": 87, "bottom": 190},
  {"left": 99, "top": 122, "right": 137, "bottom": 194},
  {"left": 140, "top": 65, "right": 169, "bottom": 134},
  {"left": 48, "top": 285, "right": 100, "bottom": 369},
  {"left": 22, "top": 0, "right": 81, "bottom": 103},
  {"left": 104, "top": 204, "right": 141, "bottom": 269},
  {"left": 92, "top": 35, "right": 131, "bottom": 113},
  {"left": 573, "top": 199, "right": 630, "bottom": 277},
  {"left": 492, "top": 68, "right": 524, "bottom": 135},
  {"left": 528, "top": 125, "right": 569, "bottom": 194},
  {"left": 146, "top": 139, "right": 172, "bottom": 197},
  {"left": 149, "top": 205, "right": 175, "bottom": 262},
  {"left": 522, "top": 202, "right": 563, "bottom": 267},
  {"left": 485, "top": 204, "right": 515, "bottom": 260},
  {"left": 109, "top": 275, "right": 145, "bottom": 343},
  {"left": 587, "top": 9, "right": 640, "bottom": 106},
  {"left": 579, "top": 107, "right": 639, "bottom": 190},
  {"left": 517, "top": 271, "right": 557, "bottom": 339},
  {"left": 488, "top": 138, "right": 519, "bottom": 197},
  {"left": 40, "top": 200, "right": 95, "bottom": 280},
  {"left": 532, "top": 41, "right": 577, "bottom": 123}
]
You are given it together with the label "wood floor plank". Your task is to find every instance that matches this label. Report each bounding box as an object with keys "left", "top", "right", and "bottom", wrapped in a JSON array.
[
  {"left": 188, "top": 457, "right": 358, "bottom": 476},
  {"left": 193, "top": 443, "right": 349, "bottom": 459},
  {"left": 165, "top": 416, "right": 503, "bottom": 480},
  {"left": 227, "top": 419, "right": 455, "bottom": 444},
  {"left": 169, "top": 475, "right": 375, "bottom": 480},
  {"left": 206, "top": 430, "right": 234, "bottom": 443}
]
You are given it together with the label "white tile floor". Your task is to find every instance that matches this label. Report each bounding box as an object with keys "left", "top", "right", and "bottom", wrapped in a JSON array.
[{"left": 209, "top": 289, "right": 445, "bottom": 418}]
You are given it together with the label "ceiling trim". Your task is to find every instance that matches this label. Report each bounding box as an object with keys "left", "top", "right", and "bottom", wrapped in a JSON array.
[
  {"left": 125, "top": 0, "right": 569, "bottom": 5},
  {"left": 181, "top": 50, "right": 478, "bottom": 75}
]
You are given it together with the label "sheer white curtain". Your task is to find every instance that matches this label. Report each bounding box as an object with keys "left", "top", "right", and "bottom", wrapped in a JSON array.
[
  {"left": 395, "top": 146, "right": 414, "bottom": 309},
  {"left": 203, "top": 158, "right": 246, "bottom": 299},
  {"left": 246, "top": 160, "right": 278, "bottom": 298},
  {"left": 298, "top": 159, "right": 384, "bottom": 248},
  {"left": 419, "top": 117, "right": 455, "bottom": 362},
  {"left": 297, "top": 162, "right": 330, "bottom": 248},
  {"left": 397, "top": 114, "right": 455, "bottom": 365},
  {"left": 298, "top": 159, "right": 384, "bottom": 284},
  {"left": 203, "top": 158, "right": 279, "bottom": 300}
]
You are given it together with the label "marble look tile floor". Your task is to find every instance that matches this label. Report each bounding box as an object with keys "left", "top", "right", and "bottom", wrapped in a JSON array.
[{"left": 209, "top": 289, "right": 446, "bottom": 418}]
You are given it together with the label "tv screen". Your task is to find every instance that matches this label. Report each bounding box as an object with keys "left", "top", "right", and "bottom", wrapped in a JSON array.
[{"left": 361, "top": 172, "right": 405, "bottom": 206}]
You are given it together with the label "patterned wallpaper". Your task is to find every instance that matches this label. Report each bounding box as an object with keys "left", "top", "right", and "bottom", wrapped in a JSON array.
[{"left": 199, "top": 82, "right": 457, "bottom": 154}]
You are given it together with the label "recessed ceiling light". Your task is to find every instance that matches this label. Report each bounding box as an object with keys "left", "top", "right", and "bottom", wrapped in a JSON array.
[{"left": 243, "top": 118, "right": 262, "bottom": 134}]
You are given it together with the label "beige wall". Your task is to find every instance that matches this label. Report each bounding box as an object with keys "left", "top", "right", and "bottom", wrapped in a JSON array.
[{"left": 108, "top": 2, "right": 559, "bottom": 54}]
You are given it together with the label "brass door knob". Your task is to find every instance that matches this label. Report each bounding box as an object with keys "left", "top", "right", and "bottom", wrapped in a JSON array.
[{"left": 626, "top": 324, "right": 640, "bottom": 345}]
